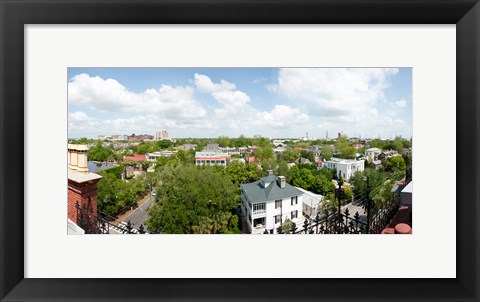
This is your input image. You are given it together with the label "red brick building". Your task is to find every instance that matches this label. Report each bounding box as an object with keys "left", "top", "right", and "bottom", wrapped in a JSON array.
[{"left": 67, "top": 144, "right": 102, "bottom": 234}]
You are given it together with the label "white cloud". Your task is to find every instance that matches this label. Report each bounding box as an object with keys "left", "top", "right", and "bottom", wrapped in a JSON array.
[
  {"left": 196, "top": 74, "right": 308, "bottom": 133},
  {"left": 256, "top": 105, "right": 309, "bottom": 128},
  {"left": 68, "top": 69, "right": 410, "bottom": 139},
  {"left": 266, "top": 68, "right": 410, "bottom": 137},
  {"left": 68, "top": 74, "right": 207, "bottom": 120},
  {"left": 69, "top": 111, "right": 90, "bottom": 122},
  {"left": 395, "top": 99, "right": 407, "bottom": 108},
  {"left": 68, "top": 112, "right": 217, "bottom": 137},
  {"left": 271, "top": 68, "right": 398, "bottom": 118},
  {"left": 194, "top": 73, "right": 236, "bottom": 93}
]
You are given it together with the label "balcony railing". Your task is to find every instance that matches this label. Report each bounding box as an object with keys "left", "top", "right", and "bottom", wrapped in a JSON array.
[{"left": 252, "top": 209, "right": 266, "bottom": 215}]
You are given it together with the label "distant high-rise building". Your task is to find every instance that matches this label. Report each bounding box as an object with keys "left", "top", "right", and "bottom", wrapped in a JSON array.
[{"left": 155, "top": 130, "right": 170, "bottom": 141}]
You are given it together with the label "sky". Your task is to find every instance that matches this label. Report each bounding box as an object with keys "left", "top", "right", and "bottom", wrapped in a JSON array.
[{"left": 67, "top": 67, "right": 412, "bottom": 139}]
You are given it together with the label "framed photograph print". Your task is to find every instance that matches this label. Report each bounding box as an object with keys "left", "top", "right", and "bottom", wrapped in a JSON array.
[{"left": 1, "top": 0, "right": 479, "bottom": 301}]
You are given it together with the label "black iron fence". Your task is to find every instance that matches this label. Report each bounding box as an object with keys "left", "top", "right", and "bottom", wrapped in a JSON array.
[
  {"left": 267, "top": 192, "right": 402, "bottom": 235},
  {"left": 75, "top": 201, "right": 146, "bottom": 234}
]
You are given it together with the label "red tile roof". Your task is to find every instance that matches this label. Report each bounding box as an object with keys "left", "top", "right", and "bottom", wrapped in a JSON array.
[{"left": 124, "top": 154, "right": 147, "bottom": 161}]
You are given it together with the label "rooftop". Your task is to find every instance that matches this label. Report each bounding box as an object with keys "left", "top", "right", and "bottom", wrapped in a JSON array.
[
  {"left": 68, "top": 170, "right": 102, "bottom": 183},
  {"left": 326, "top": 157, "right": 362, "bottom": 164},
  {"left": 241, "top": 175, "right": 303, "bottom": 203},
  {"left": 402, "top": 181, "right": 413, "bottom": 194},
  {"left": 381, "top": 206, "right": 412, "bottom": 234},
  {"left": 124, "top": 154, "right": 147, "bottom": 161}
]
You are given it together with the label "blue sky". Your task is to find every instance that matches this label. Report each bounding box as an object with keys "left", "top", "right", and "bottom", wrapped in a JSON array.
[{"left": 68, "top": 67, "right": 412, "bottom": 139}]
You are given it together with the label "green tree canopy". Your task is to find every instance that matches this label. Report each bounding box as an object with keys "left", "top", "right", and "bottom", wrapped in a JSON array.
[
  {"left": 386, "top": 156, "right": 406, "bottom": 173},
  {"left": 253, "top": 145, "right": 274, "bottom": 162},
  {"left": 156, "top": 139, "right": 173, "bottom": 149},
  {"left": 224, "top": 162, "right": 262, "bottom": 184},
  {"left": 279, "top": 149, "right": 301, "bottom": 163},
  {"left": 336, "top": 138, "right": 356, "bottom": 159},
  {"left": 145, "top": 165, "right": 240, "bottom": 234},
  {"left": 321, "top": 145, "right": 333, "bottom": 160},
  {"left": 88, "top": 143, "right": 112, "bottom": 161}
]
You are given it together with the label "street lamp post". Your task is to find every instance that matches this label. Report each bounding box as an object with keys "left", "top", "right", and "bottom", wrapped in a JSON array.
[{"left": 336, "top": 172, "right": 344, "bottom": 233}]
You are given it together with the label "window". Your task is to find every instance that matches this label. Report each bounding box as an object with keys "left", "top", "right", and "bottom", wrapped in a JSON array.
[
  {"left": 274, "top": 214, "right": 282, "bottom": 224},
  {"left": 275, "top": 199, "right": 282, "bottom": 209},
  {"left": 291, "top": 196, "right": 298, "bottom": 205},
  {"left": 253, "top": 203, "right": 266, "bottom": 214},
  {"left": 291, "top": 210, "right": 298, "bottom": 219}
]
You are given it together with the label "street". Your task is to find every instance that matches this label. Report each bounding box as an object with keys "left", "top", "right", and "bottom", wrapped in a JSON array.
[{"left": 122, "top": 195, "right": 154, "bottom": 231}]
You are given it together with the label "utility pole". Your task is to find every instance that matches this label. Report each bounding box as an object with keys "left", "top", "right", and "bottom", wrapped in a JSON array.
[
  {"left": 365, "top": 176, "right": 372, "bottom": 233},
  {"left": 336, "top": 173, "right": 344, "bottom": 233},
  {"left": 337, "top": 172, "right": 344, "bottom": 215}
]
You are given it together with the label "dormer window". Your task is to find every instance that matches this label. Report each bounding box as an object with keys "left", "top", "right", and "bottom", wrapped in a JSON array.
[{"left": 261, "top": 180, "right": 271, "bottom": 188}]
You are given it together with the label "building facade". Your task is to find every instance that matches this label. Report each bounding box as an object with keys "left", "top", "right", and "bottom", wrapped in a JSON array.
[
  {"left": 155, "top": 130, "right": 170, "bottom": 141},
  {"left": 67, "top": 144, "right": 102, "bottom": 234},
  {"left": 322, "top": 157, "right": 365, "bottom": 181},
  {"left": 241, "top": 174, "right": 304, "bottom": 234},
  {"left": 365, "top": 147, "right": 382, "bottom": 163},
  {"left": 146, "top": 150, "right": 177, "bottom": 161},
  {"left": 296, "top": 187, "right": 324, "bottom": 219},
  {"left": 195, "top": 151, "right": 230, "bottom": 167}
]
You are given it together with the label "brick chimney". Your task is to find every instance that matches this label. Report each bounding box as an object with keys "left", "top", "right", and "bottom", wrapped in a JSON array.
[
  {"left": 67, "top": 144, "right": 102, "bottom": 233},
  {"left": 278, "top": 176, "right": 286, "bottom": 189}
]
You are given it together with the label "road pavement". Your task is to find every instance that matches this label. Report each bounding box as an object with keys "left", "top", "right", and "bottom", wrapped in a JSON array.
[{"left": 122, "top": 196, "right": 154, "bottom": 230}]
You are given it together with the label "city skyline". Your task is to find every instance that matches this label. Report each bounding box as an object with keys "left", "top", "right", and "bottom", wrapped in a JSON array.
[{"left": 68, "top": 67, "right": 412, "bottom": 139}]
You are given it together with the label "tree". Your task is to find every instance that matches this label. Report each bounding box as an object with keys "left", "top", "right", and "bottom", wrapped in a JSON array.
[
  {"left": 349, "top": 168, "right": 386, "bottom": 197},
  {"left": 386, "top": 156, "right": 406, "bottom": 173},
  {"left": 321, "top": 145, "right": 333, "bottom": 160},
  {"left": 276, "top": 160, "right": 289, "bottom": 178},
  {"left": 225, "top": 162, "right": 262, "bottom": 184},
  {"left": 300, "top": 150, "right": 315, "bottom": 163},
  {"left": 156, "top": 139, "right": 172, "bottom": 149},
  {"left": 336, "top": 138, "right": 356, "bottom": 159},
  {"left": 253, "top": 145, "right": 274, "bottom": 162},
  {"left": 371, "top": 181, "right": 397, "bottom": 214},
  {"left": 145, "top": 165, "right": 239, "bottom": 234},
  {"left": 96, "top": 173, "right": 118, "bottom": 215},
  {"left": 233, "top": 135, "right": 249, "bottom": 148},
  {"left": 282, "top": 218, "right": 295, "bottom": 234},
  {"left": 310, "top": 174, "right": 335, "bottom": 195},
  {"left": 135, "top": 142, "right": 151, "bottom": 155},
  {"left": 155, "top": 156, "right": 169, "bottom": 171},
  {"left": 88, "top": 143, "right": 111, "bottom": 161},
  {"left": 280, "top": 149, "right": 300, "bottom": 163},
  {"left": 217, "top": 136, "right": 231, "bottom": 147}
]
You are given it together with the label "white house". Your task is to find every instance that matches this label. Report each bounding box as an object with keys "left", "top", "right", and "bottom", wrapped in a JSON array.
[
  {"left": 322, "top": 157, "right": 364, "bottom": 181},
  {"left": 296, "top": 187, "right": 324, "bottom": 219},
  {"left": 146, "top": 150, "right": 177, "bottom": 162},
  {"left": 195, "top": 151, "right": 230, "bottom": 167},
  {"left": 241, "top": 173, "right": 304, "bottom": 234},
  {"left": 365, "top": 147, "right": 382, "bottom": 163}
]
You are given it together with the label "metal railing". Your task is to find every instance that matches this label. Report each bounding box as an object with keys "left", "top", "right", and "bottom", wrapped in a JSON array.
[{"left": 75, "top": 201, "right": 147, "bottom": 234}]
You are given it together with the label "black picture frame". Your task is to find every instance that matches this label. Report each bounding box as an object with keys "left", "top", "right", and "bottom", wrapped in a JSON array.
[{"left": 1, "top": 0, "right": 479, "bottom": 301}]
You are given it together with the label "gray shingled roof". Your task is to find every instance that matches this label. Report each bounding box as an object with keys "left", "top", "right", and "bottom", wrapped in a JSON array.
[{"left": 241, "top": 175, "right": 303, "bottom": 203}]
